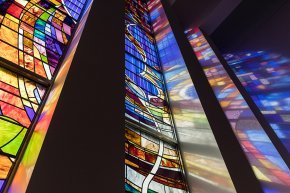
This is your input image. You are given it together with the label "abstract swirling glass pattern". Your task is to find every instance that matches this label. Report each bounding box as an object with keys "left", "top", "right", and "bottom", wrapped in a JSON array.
[
  {"left": 125, "top": 53, "right": 175, "bottom": 138},
  {"left": 125, "top": 5, "right": 174, "bottom": 138},
  {"left": 0, "top": 0, "right": 91, "bottom": 192},
  {"left": 224, "top": 51, "right": 290, "bottom": 153},
  {"left": 6, "top": 3, "right": 92, "bottom": 192},
  {"left": 125, "top": 0, "right": 188, "bottom": 192},
  {"left": 0, "top": 0, "right": 86, "bottom": 80},
  {"left": 125, "top": 126, "right": 187, "bottom": 193},
  {"left": 125, "top": 21, "right": 160, "bottom": 71},
  {"left": 147, "top": 0, "right": 236, "bottom": 192},
  {"left": 185, "top": 28, "right": 290, "bottom": 193},
  {"left": 0, "top": 66, "right": 45, "bottom": 191}
]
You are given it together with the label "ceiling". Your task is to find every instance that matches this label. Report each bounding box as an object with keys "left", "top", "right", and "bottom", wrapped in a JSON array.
[
  {"left": 170, "top": 0, "right": 241, "bottom": 34},
  {"left": 169, "top": 0, "right": 290, "bottom": 53}
]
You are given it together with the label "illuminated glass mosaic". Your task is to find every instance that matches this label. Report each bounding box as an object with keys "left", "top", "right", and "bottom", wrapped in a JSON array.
[
  {"left": 125, "top": 53, "right": 175, "bottom": 138},
  {"left": 125, "top": 1, "right": 174, "bottom": 138},
  {"left": 0, "top": 66, "right": 45, "bottom": 191},
  {"left": 0, "top": 0, "right": 90, "bottom": 192},
  {"left": 125, "top": 0, "right": 188, "bottom": 192},
  {"left": 125, "top": 126, "right": 187, "bottom": 193},
  {"left": 185, "top": 28, "right": 290, "bottom": 193},
  {"left": 224, "top": 51, "right": 290, "bottom": 153},
  {"left": 0, "top": 0, "right": 87, "bottom": 80},
  {"left": 125, "top": 22, "right": 160, "bottom": 71},
  {"left": 125, "top": 0, "right": 152, "bottom": 33}
]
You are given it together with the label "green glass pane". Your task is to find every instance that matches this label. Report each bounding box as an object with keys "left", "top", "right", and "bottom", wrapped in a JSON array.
[
  {"left": 2, "top": 128, "right": 27, "bottom": 156},
  {"left": 40, "top": 12, "right": 50, "bottom": 21},
  {"left": 0, "top": 116, "right": 27, "bottom": 156}
]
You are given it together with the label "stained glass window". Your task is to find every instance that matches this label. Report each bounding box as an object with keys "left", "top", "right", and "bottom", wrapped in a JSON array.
[
  {"left": 125, "top": 22, "right": 160, "bottom": 71},
  {"left": 0, "top": 0, "right": 86, "bottom": 80},
  {"left": 125, "top": 53, "right": 175, "bottom": 138},
  {"left": 125, "top": 0, "right": 189, "bottom": 192},
  {"left": 125, "top": 0, "right": 151, "bottom": 33},
  {"left": 185, "top": 28, "right": 290, "bottom": 193},
  {"left": 125, "top": 126, "right": 187, "bottom": 193},
  {"left": 0, "top": 65, "right": 45, "bottom": 190},
  {"left": 125, "top": 6, "right": 174, "bottom": 138},
  {"left": 0, "top": 0, "right": 89, "bottom": 191}
]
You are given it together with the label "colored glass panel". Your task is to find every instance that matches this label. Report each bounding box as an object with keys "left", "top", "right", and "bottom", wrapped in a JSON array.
[
  {"left": 125, "top": 126, "right": 187, "bottom": 193},
  {"left": 185, "top": 28, "right": 290, "bottom": 193},
  {"left": 125, "top": 53, "right": 175, "bottom": 138},
  {"left": 125, "top": 0, "right": 152, "bottom": 33},
  {"left": 125, "top": 0, "right": 188, "bottom": 192},
  {"left": 6, "top": 2, "right": 93, "bottom": 192},
  {"left": 0, "top": 65, "right": 45, "bottom": 191},
  {"left": 125, "top": 16, "right": 175, "bottom": 138},
  {"left": 125, "top": 21, "right": 160, "bottom": 71},
  {"left": 224, "top": 51, "right": 290, "bottom": 153},
  {"left": 0, "top": 0, "right": 87, "bottom": 80},
  {"left": 0, "top": 0, "right": 91, "bottom": 192},
  {"left": 62, "top": 0, "right": 86, "bottom": 20}
]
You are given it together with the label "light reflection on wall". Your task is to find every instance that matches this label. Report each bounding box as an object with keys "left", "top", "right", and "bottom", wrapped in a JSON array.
[
  {"left": 148, "top": 1, "right": 236, "bottom": 192},
  {"left": 224, "top": 51, "right": 290, "bottom": 153},
  {"left": 185, "top": 28, "right": 290, "bottom": 193}
]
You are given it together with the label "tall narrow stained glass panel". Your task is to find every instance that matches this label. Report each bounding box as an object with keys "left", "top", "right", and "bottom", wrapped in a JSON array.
[
  {"left": 0, "top": 0, "right": 91, "bottom": 192},
  {"left": 125, "top": 0, "right": 189, "bottom": 192}
]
